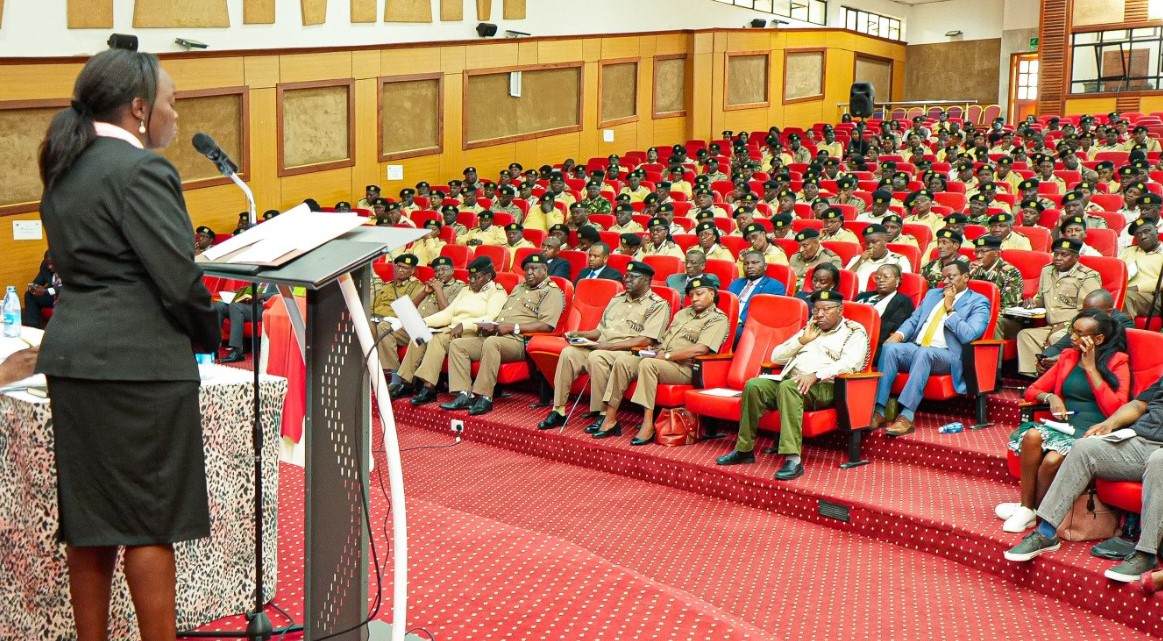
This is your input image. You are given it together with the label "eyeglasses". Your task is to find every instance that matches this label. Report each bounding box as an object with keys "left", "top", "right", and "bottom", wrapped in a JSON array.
[
  {"left": 812, "top": 304, "right": 843, "bottom": 315},
  {"left": 1069, "top": 328, "right": 1098, "bottom": 338}
]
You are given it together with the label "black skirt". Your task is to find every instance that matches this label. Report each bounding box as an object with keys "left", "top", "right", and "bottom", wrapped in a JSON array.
[{"left": 47, "top": 377, "right": 210, "bottom": 547}]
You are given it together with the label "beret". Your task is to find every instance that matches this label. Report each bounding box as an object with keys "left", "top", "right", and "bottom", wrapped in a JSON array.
[
  {"left": 936, "top": 229, "right": 964, "bottom": 244},
  {"left": 811, "top": 290, "right": 844, "bottom": 304},
  {"left": 626, "top": 260, "right": 654, "bottom": 276},
  {"left": 974, "top": 235, "right": 1003, "bottom": 250},
  {"left": 394, "top": 254, "right": 419, "bottom": 266},
  {"left": 467, "top": 256, "right": 495, "bottom": 273},
  {"left": 521, "top": 253, "right": 548, "bottom": 268},
  {"left": 430, "top": 256, "right": 454, "bottom": 268},
  {"left": 795, "top": 228, "right": 821, "bottom": 242},
  {"left": 1053, "top": 237, "right": 1083, "bottom": 253}
]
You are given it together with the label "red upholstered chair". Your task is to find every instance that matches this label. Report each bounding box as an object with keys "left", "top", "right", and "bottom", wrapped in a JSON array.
[
  {"left": 822, "top": 241, "right": 862, "bottom": 267},
  {"left": 558, "top": 250, "right": 589, "bottom": 281},
  {"left": 897, "top": 272, "right": 928, "bottom": 308},
  {"left": 651, "top": 285, "right": 682, "bottom": 322},
  {"left": 766, "top": 263, "right": 797, "bottom": 294},
  {"left": 527, "top": 279, "right": 625, "bottom": 398},
  {"left": 1015, "top": 226, "right": 1052, "bottom": 252},
  {"left": 684, "top": 294, "right": 808, "bottom": 430},
  {"left": 889, "top": 280, "right": 1003, "bottom": 428},
  {"left": 887, "top": 243, "right": 922, "bottom": 276},
  {"left": 1002, "top": 249, "right": 1052, "bottom": 299},
  {"left": 1095, "top": 330, "right": 1163, "bottom": 507},
  {"left": 1089, "top": 193, "right": 1124, "bottom": 212},
  {"left": 643, "top": 255, "right": 684, "bottom": 284},
  {"left": 1086, "top": 228, "right": 1119, "bottom": 257},
  {"left": 439, "top": 244, "right": 473, "bottom": 268},
  {"left": 1078, "top": 255, "right": 1128, "bottom": 310},
  {"left": 721, "top": 235, "right": 750, "bottom": 257},
  {"left": 607, "top": 253, "right": 631, "bottom": 274},
  {"left": 474, "top": 244, "right": 512, "bottom": 272},
  {"left": 510, "top": 247, "right": 539, "bottom": 273},
  {"left": 494, "top": 271, "right": 520, "bottom": 293},
  {"left": 673, "top": 234, "right": 699, "bottom": 252},
  {"left": 705, "top": 259, "right": 739, "bottom": 289},
  {"left": 903, "top": 224, "right": 933, "bottom": 255}
]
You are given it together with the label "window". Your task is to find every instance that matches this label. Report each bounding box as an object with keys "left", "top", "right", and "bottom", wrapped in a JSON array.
[
  {"left": 1070, "top": 27, "right": 1163, "bottom": 93},
  {"left": 1015, "top": 58, "right": 1039, "bottom": 101},
  {"left": 843, "top": 6, "right": 903, "bottom": 41},
  {"left": 711, "top": 0, "right": 828, "bottom": 26}
]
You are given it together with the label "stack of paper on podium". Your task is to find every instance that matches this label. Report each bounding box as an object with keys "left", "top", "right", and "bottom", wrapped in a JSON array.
[{"left": 198, "top": 204, "right": 367, "bottom": 267}]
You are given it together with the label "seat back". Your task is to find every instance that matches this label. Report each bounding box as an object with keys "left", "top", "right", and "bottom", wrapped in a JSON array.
[
  {"left": 558, "top": 250, "right": 588, "bottom": 280},
  {"left": 1127, "top": 328, "right": 1163, "bottom": 396},
  {"left": 494, "top": 271, "right": 520, "bottom": 293},
  {"left": 1015, "top": 226, "right": 1052, "bottom": 252},
  {"left": 510, "top": 247, "right": 539, "bottom": 273},
  {"left": 704, "top": 259, "right": 738, "bottom": 290},
  {"left": 1001, "top": 249, "right": 1051, "bottom": 299},
  {"left": 822, "top": 241, "right": 862, "bottom": 266},
  {"left": 643, "top": 255, "right": 684, "bottom": 283},
  {"left": 897, "top": 272, "right": 927, "bottom": 307},
  {"left": 766, "top": 263, "right": 797, "bottom": 293},
  {"left": 887, "top": 243, "right": 922, "bottom": 274},
  {"left": 728, "top": 295, "right": 808, "bottom": 389},
  {"left": 548, "top": 277, "right": 575, "bottom": 335},
  {"left": 837, "top": 269, "right": 859, "bottom": 300},
  {"left": 1078, "top": 255, "right": 1129, "bottom": 310},
  {"left": 438, "top": 244, "right": 473, "bottom": 268},
  {"left": 966, "top": 279, "right": 1000, "bottom": 339},
  {"left": 474, "top": 244, "right": 512, "bottom": 271},
  {"left": 1086, "top": 228, "right": 1119, "bottom": 257},
  {"left": 841, "top": 302, "right": 881, "bottom": 371},
  {"left": 607, "top": 253, "right": 631, "bottom": 274},
  {"left": 651, "top": 285, "right": 682, "bottom": 321},
  {"left": 567, "top": 278, "right": 625, "bottom": 332}
]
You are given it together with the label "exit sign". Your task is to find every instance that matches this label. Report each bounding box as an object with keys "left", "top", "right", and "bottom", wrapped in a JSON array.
[{"left": 1030, "top": 37, "right": 1039, "bottom": 48}]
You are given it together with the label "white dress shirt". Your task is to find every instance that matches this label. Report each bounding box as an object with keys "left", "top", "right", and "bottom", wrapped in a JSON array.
[{"left": 913, "top": 288, "right": 967, "bottom": 350}]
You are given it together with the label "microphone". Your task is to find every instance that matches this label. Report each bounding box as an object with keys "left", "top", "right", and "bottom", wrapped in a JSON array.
[{"left": 191, "top": 132, "right": 238, "bottom": 176}]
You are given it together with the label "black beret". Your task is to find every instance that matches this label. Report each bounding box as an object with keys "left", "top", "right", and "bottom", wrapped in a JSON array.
[
  {"left": 366, "top": 185, "right": 381, "bottom": 192},
  {"left": 196, "top": 225, "right": 214, "bottom": 235},
  {"left": 463, "top": 166, "right": 477, "bottom": 174},
  {"left": 467, "top": 256, "right": 495, "bottom": 273},
  {"left": 821, "top": 207, "right": 845, "bottom": 220},
  {"left": 615, "top": 203, "right": 635, "bottom": 214},
  {"left": 423, "top": 219, "right": 442, "bottom": 230},
  {"left": 810, "top": 290, "right": 844, "bottom": 304},
  {"left": 477, "top": 210, "right": 494, "bottom": 219},
  {"left": 620, "top": 233, "right": 643, "bottom": 247},
  {"left": 1139, "top": 193, "right": 1163, "bottom": 206},
  {"left": 685, "top": 275, "right": 719, "bottom": 294},
  {"left": 743, "top": 223, "right": 767, "bottom": 237},
  {"left": 430, "top": 256, "right": 454, "bottom": 269},
  {"left": 1053, "top": 237, "right": 1083, "bottom": 253},
  {"left": 441, "top": 205, "right": 459, "bottom": 214},
  {"left": 795, "top": 228, "right": 821, "bottom": 242},
  {"left": 771, "top": 213, "right": 793, "bottom": 228},
  {"left": 1061, "top": 191, "right": 1083, "bottom": 204},
  {"left": 1060, "top": 215, "right": 1087, "bottom": 230},
  {"left": 626, "top": 260, "right": 654, "bottom": 276},
  {"left": 504, "top": 222, "right": 523, "bottom": 232},
  {"left": 936, "top": 229, "right": 964, "bottom": 244},
  {"left": 498, "top": 185, "right": 516, "bottom": 196},
  {"left": 1130, "top": 217, "right": 1158, "bottom": 234},
  {"left": 943, "top": 212, "right": 969, "bottom": 224},
  {"left": 988, "top": 213, "right": 1015, "bottom": 225},
  {"left": 394, "top": 254, "right": 419, "bottom": 266},
  {"left": 1019, "top": 199, "right": 1045, "bottom": 212},
  {"left": 1018, "top": 179, "right": 1040, "bottom": 190},
  {"left": 695, "top": 221, "right": 719, "bottom": 235},
  {"left": 974, "top": 235, "right": 1003, "bottom": 250},
  {"left": 521, "top": 253, "right": 548, "bottom": 268},
  {"left": 578, "top": 226, "right": 601, "bottom": 242},
  {"left": 539, "top": 193, "right": 556, "bottom": 204},
  {"left": 871, "top": 189, "right": 893, "bottom": 205},
  {"left": 648, "top": 216, "right": 669, "bottom": 229},
  {"left": 862, "top": 224, "right": 888, "bottom": 236}
]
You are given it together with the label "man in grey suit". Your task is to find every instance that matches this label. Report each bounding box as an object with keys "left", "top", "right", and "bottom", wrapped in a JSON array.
[{"left": 665, "top": 249, "right": 719, "bottom": 292}]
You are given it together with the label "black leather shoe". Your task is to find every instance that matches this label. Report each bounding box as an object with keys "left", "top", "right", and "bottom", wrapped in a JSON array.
[
  {"left": 584, "top": 416, "right": 606, "bottom": 434},
  {"left": 630, "top": 428, "right": 654, "bottom": 446},
  {"left": 581, "top": 410, "right": 601, "bottom": 419},
  {"left": 440, "top": 392, "right": 474, "bottom": 411},
  {"left": 774, "top": 459, "right": 804, "bottom": 481},
  {"left": 592, "top": 422, "right": 622, "bottom": 438},
  {"left": 468, "top": 396, "right": 493, "bottom": 416},
  {"left": 761, "top": 446, "right": 779, "bottom": 454},
  {"left": 716, "top": 450, "right": 755, "bottom": 466},
  {"left": 538, "top": 411, "right": 566, "bottom": 430},
  {"left": 410, "top": 386, "right": 437, "bottom": 405},
  {"left": 220, "top": 348, "right": 244, "bottom": 363}
]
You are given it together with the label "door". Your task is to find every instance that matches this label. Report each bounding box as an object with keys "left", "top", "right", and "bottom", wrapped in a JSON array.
[{"left": 1009, "top": 53, "right": 1039, "bottom": 123}]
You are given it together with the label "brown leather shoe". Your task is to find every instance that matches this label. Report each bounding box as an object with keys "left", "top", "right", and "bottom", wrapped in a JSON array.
[
  {"left": 870, "top": 412, "right": 888, "bottom": 430},
  {"left": 886, "top": 415, "right": 915, "bottom": 437}
]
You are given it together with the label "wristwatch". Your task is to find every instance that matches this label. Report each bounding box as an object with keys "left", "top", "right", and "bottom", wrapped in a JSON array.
[{"left": 514, "top": 324, "right": 521, "bottom": 335}]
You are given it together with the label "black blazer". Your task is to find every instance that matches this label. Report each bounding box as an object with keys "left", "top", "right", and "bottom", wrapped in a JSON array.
[
  {"left": 37, "top": 136, "right": 220, "bottom": 382},
  {"left": 855, "top": 290, "right": 915, "bottom": 347},
  {"left": 574, "top": 265, "right": 622, "bottom": 283},
  {"left": 546, "top": 258, "right": 573, "bottom": 280}
]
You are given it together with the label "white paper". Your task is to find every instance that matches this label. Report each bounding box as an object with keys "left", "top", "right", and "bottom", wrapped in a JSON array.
[
  {"left": 200, "top": 204, "right": 366, "bottom": 265},
  {"left": 1099, "top": 428, "right": 1139, "bottom": 442},
  {"left": 392, "top": 296, "right": 433, "bottom": 346},
  {"left": 1004, "top": 306, "right": 1047, "bottom": 317},
  {"left": 700, "top": 387, "right": 743, "bottom": 397},
  {"left": 218, "top": 291, "right": 236, "bottom": 304},
  {"left": 1039, "top": 418, "right": 1075, "bottom": 435},
  {"left": 0, "top": 328, "right": 46, "bottom": 400}
]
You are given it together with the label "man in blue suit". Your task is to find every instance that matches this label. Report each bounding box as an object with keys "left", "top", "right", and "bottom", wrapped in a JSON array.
[
  {"left": 729, "top": 249, "right": 787, "bottom": 344},
  {"left": 873, "top": 257, "right": 991, "bottom": 436}
]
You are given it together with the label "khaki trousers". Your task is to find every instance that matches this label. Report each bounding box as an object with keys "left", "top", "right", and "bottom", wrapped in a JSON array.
[
  {"left": 398, "top": 332, "right": 454, "bottom": 386},
  {"left": 605, "top": 353, "right": 692, "bottom": 411},
  {"left": 374, "top": 322, "right": 410, "bottom": 370},
  {"left": 448, "top": 334, "right": 526, "bottom": 397},
  {"left": 1125, "top": 289, "right": 1163, "bottom": 318},
  {"left": 552, "top": 347, "right": 619, "bottom": 412},
  {"left": 1017, "top": 325, "right": 1069, "bottom": 375}
]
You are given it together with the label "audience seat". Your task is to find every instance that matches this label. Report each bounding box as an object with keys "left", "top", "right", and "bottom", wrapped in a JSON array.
[
  {"left": 897, "top": 272, "right": 928, "bottom": 308},
  {"left": 766, "top": 263, "right": 797, "bottom": 294},
  {"left": 1078, "top": 255, "right": 1128, "bottom": 310},
  {"left": 526, "top": 279, "right": 626, "bottom": 399},
  {"left": 439, "top": 244, "right": 473, "bottom": 268},
  {"left": 651, "top": 285, "right": 682, "bottom": 322},
  {"left": 644, "top": 255, "right": 684, "bottom": 284},
  {"left": 559, "top": 250, "right": 589, "bottom": 280},
  {"left": 475, "top": 245, "right": 512, "bottom": 271},
  {"left": 705, "top": 259, "right": 739, "bottom": 289},
  {"left": 1015, "top": 226, "right": 1052, "bottom": 252}
]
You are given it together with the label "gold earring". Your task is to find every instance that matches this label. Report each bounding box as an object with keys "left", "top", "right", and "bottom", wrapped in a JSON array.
[{"left": 139, "top": 120, "right": 146, "bottom": 135}]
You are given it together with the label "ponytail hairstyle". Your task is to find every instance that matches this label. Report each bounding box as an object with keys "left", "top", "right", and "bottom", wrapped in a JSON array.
[{"left": 39, "top": 48, "right": 160, "bottom": 192}]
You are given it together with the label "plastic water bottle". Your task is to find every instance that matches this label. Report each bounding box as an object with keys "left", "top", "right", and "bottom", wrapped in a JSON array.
[
  {"left": 938, "top": 421, "right": 964, "bottom": 434},
  {"left": 2, "top": 286, "right": 20, "bottom": 338}
]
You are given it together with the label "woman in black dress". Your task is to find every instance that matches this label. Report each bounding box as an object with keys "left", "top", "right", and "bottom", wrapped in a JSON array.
[{"left": 36, "top": 49, "right": 220, "bottom": 641}]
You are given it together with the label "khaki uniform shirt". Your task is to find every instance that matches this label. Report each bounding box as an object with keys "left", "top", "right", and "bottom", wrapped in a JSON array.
[
  {"left": 697, "top": 243, "right": 736, "bottom": 263},
  {"left": 372, "top": 277, "right": 424, "bottom": 318},
  {"left": 670, "top": 181, "right": 693, "bottom": 199},
  {"left": 1031, "top": 263, "right": 1102, "bottom": 326},
  {"left": 596, "top": 291, "right": 672, "bottom": 343},
  {"left": 789, "top": 247, "right": 842, "bottom": 281},
  {"left": 833, "top": 195, "right": 866, "bottom": 213},
  {"left": 459, "top": 203, "right": 485, "bottom": 214},
  {"left": 620, "top": 186, "right": 653, "bottom": 203},
  {"left": 493, "top": 278, "right": 567, "bottom": 331},
  {"left": 817, "top": 141, "right": 844, "bottom": 159},
  {"left": 425, "top": 281, "right": 508, "bottom": 333},
  {"left": 999, "top": 231, "right": 1033, "bottom": 251},
  {"left": 770, "top": 319, "right": 870, "bottom": 380},
  {"left": 610, "top": 220, "right": 645, "bottom": 233},
  {"left": 1121, "top": 244, "right": 1163, "bottom": 294},
  {"left": 410, "top": 238, "right": 446, "bottom": 267},
  {"left": 846, "top": 251, "right": 913, "bottom": 287},
  {"left": 736, "top": 243, "right": 789, "bottom": 276},
  {"left": 416, "top": 280, "right": 467, "bottom": 318},
  {"left": 705, "top": 170, "right": 729, "bottom": 182},
  {"left": 567, "top": 220, "right": 605, "bottom": 232},
  {"left": 548, "top": 190, "right": 577, "bottom": 208},
  {"left": 791, "top": 148, "right": 812, "bottom": 164},
  {"left": 820, "top": 228, "right": 860, "bottom": 244},
  {"left": 904, "top": 212, "right": 945, "bottom": 235},
  {"left": 635, "top": 240, "right": 686, "bottom": 260},
  {"left": 523, "top": 208, "right": 564, "bottom": 233},
  {"left": 491, "top": 202, "right": 525, "bottom": 222},
  {"left": 459, "top": 225, "right": 507, "bottom": 246},
  {"left": 655, "top": 306, "right": 730, "bottom": 361}
]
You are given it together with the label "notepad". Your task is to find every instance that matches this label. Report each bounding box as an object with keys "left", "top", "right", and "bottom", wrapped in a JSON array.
[
  {"left": 1099, "top": 428, "right": 1138, "bottom": 442},
  {"left": 700, "top": 388, "right": 742, "bottom": 397}
]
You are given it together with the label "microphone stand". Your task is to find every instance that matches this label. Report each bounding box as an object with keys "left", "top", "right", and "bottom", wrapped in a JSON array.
[{"left": 179, "top": 151, "right": 293, "bottom": 641}]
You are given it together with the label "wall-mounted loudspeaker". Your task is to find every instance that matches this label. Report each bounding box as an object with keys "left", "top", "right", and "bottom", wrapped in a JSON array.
[
  {"left": 849, "top": 82, "right": 874, "bottom": 118},
  {"left": 749, "top": 19, "right": 768, "bottom": 27},
  {"left": 476, "top": 23, "right": 498, "bottom": 37},
  {"left": 107, "top": 33, "right": 139, "bottom": 51}
]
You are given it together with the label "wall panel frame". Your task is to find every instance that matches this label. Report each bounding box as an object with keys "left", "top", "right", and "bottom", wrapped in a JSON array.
[
  {"left": 378, "top": 73, "right": 444, "bottom": 161},
  {"left": 276, "top": 79, "right": 356, "bottom": 177}
]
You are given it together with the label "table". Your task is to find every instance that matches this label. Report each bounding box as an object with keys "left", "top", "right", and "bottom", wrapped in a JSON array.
[{"left": 0, "top": 365, "right": 287, "bottom": 640}]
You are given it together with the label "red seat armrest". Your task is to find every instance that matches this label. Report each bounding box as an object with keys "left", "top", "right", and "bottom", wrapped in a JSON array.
[{"left": 836, "top": 372, "right": 882, "bottom": 430}]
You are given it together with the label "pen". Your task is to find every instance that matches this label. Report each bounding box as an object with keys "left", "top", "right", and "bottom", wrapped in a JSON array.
[{"left": 1053, "top": 411, "right": 1078, "bottom": 417}]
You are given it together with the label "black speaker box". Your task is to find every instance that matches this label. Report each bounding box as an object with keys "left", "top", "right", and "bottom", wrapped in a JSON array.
[
  {"left": 476, "top": 23, "right": 498, "bottom": 37},
  {"left": 850, "top": 82, "right": 874, "bottom": 118}
]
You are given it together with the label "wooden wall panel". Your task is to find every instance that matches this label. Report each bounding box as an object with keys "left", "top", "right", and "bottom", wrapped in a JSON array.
[
  {"left": 0, "top": 102, "right": 64, "bottom": 213},
  {"left": 854, "top": 55, "right": 893, "bottom": 101},
  {"left": 783, "top": 50, "right": 824, "bottom": 103},
  {"left": 380, "top": 75, "right": 443, "bottom": 159},
  {"left": 600, "top": 62, "right": 638, "bottom": 126},
  {"left": 243, "top": 0, "right": 276, "bottom": 24},
  {"left": 905, "top": 40, "right": 1002, "bottom": 107},
  {"left": 68, "top": 0, "right": 114, "bottom": 28},
  {"left": 1038, "top": 0, "right": 1068, "bottom": 115},
  {"left": 1073, "top": 0, "right": 1125, "bottom": 26},
  {"left": 163, "top": 90, "right": 247, "bottom": 185},
  {"left": 441, "top": 0, "right": 464, "bottom": 21},
  {"left": 133, "top": 0, "right": 230, "bottom": 27},
  {"left": 464, "top": 66, "right": 582, "bottom": 146},
  {"left": 476, "top": 0, "right": 492, "bottom": 20},
  {"left": 385, "top": 0, "right": 432, "bottom": 22},
  {"left": 351, "top": 0, "right": 377, "bottom": 23},
  {"left": 503, "top": 0, "right": 526, "bottom": 19},
  {"left": 301, "top": 0, "right": 328, "bottom": 25},
  {"left": 278, "top": 81, "right": 354, "bottom": 175},
  {"left": 653, "top": 56, "right": 687, "bottom": 116},
  {"left": 726, "top": 53, "right": 769, "bottom": 108}
]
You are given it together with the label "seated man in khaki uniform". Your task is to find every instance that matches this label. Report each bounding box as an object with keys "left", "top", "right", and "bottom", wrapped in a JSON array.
[
  {"left": 375, "top": 255, "right": 465, "bottom": 382},
  {"left": 439, "top": 253, "right": 567, "bottom": 415},
  {"left": 538, "top": 261, "right": 672, "bottom": 430},
  {"left": 789, "top": 228, "right": 842, "bottom": 282},
  {"left": 1014, "top": 237, "right": 1102, "bottom": 376},
  {"left": 715, "top": 290, "right": 869, "bottom": 480},
  {"left": 588, "top": 278, "right": 730, "bottom": 444},
  {"left": 459, "top": 210, "right": 507, "bottom": 247},
  {"left": 390, "top": 256, "right": 507, "bottom": 403},
  {"left": 1121, "top": 217, "right": 1163, "bottom": 317},
  {"left": 370, "top": 253, "right": 424, "bottom": 344}
]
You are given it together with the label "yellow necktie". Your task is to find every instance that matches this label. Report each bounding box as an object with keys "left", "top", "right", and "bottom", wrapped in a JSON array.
[{"left": 920, "top": 304, "right": 948, "bottom": 347}]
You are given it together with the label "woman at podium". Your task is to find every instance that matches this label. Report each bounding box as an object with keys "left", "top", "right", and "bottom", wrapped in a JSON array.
[{"left": 35, "top": 49, "right": 221, "bottom": 641}]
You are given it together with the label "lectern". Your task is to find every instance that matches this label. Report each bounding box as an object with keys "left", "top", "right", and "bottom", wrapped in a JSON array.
[{"left": 202, "top": 225, "right": 426, "bottom": 641}]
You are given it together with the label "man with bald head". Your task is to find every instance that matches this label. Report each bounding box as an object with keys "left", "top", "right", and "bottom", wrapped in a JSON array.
[{"left": 1036, "top": 288, "right": 1134, "bottom": 374}]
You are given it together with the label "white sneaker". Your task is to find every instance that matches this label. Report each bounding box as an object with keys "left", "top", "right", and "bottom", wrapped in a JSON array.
[
  {"left": 995, "top": 502, "right": 1020, "bottom": 520},
  {"left": 1003, "top": 506, "right": 1038, "bottom": 533}
]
